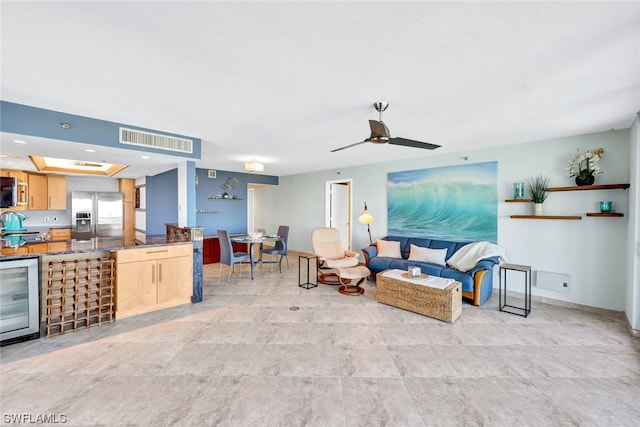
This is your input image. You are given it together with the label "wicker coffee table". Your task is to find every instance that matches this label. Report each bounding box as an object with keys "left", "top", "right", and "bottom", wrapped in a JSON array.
[{"left": 376, "top": 269, "right": 462, "bottom": 323}]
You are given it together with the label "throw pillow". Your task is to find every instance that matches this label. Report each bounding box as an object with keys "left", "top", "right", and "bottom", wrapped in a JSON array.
[
  {"left": 376, "top": 239, "right": 402, "bottom": 258},
  {"left": 408, "top": 244, "right": 447, "bottom": 266}
]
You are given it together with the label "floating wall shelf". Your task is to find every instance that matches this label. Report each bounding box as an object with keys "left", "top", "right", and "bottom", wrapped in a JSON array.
[
  {"left": 547, "top": 183, "right": 630, "bottom": 192},
  {"left": 507, "top": 183, "right": 630, "bottom": 219},
  {"left": 510, "top": 215, "right": 582, "bottom": 220},
  {"left": 585, "top": 213, "right": 624, "bottom": 217}
]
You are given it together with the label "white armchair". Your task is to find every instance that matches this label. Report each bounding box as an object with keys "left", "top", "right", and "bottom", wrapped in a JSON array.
[{"left": 311, "top": 227, "right": 359, "bottom": 284}]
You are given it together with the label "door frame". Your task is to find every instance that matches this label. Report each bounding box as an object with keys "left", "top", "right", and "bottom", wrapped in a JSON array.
[{"left": 324, "top": 179, "right": 353, "bottom": 250}]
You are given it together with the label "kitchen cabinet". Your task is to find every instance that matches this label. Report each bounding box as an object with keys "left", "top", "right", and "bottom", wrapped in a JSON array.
[
  {"left": 115, "top": 243, "right": 193, "bottom": 318},
  {"left": 2, "top": 171, "right": 66, "bottom": 211},
  {"left": 0, "top": 169, "right": 28, "bottom": 210},
  {"left": 47, "top": 174, "right": 67, "bottom": 210},
  {"left": 26, "top": 173, "right": 47, "bottom": 210},
  {"left": 48, "top": 227, "right": 71, "bottom": 240},
  {"left": 119, "top": 178, "right": 135, "bottom": 237}
]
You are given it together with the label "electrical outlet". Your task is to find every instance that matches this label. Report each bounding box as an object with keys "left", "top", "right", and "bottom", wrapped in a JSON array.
[{"left": 43, "top": 216, "right": 50, "bottom": 222}]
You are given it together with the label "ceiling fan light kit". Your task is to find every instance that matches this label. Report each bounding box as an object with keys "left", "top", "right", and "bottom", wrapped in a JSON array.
[{"left": 331, "top": 102, "right": 441, "bottom": 153}]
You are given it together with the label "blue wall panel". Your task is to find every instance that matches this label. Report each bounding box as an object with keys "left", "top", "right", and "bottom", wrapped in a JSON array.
[
  {"left": 146, "top": 169, "right": 178, "bottom": 235},
  {"left": 0, "top": 101, "right": 201, "bottom": 158},
  {"left": 195, "top": 168, "right": 278, "bottom": 236}
]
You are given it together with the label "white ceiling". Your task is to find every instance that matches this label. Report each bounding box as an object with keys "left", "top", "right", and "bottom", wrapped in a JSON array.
[{"left": 1, "top": 1, "right": 639, "bottom": 178}]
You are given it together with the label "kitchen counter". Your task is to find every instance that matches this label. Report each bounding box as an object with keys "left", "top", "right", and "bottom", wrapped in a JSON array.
[{"left": 0, "top": 234, "right": 185, "bottom": 260}]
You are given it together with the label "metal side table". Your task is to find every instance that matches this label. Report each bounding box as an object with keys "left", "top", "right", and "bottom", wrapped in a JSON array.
[
  {"left": 499, "top": 263, "right": 531, "bottom": 317},
  {"left": 298, "top": 253, "right": 318, "bottom": 289}
]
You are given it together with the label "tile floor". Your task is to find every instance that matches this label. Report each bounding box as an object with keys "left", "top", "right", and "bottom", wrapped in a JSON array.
[{"left": 1, "top": 257, "right": 639, "bottom": 426}]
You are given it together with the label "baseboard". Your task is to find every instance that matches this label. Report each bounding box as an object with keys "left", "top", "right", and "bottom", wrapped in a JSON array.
[
  {"left": 498, "top": 288, "right": 631, "bottom": 330},
  {"left": 624, "top": 315, "right": 640, "bottom": 337}
]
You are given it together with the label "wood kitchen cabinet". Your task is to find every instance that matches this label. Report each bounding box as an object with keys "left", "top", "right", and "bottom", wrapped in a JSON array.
[
  {"left": 24, "top": 172, "right": 66, "bottom": 211},
  {"left": 47, "top": 174, "right": 67, "bottom": 210},
  {"left": 48, "top": 227, "right": 71, "bottom": 240},
  {"left": 26, "top": 172, "right": 48, "bottom": 210},
  {"left": 114, "top": 243, "right": 193, "bottom": 319},
  {"left": 119, "top": 178, "right": 135, "bottom": 237}
]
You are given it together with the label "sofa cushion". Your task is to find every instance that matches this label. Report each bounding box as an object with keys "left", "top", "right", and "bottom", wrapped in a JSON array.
[
  {"left": 369, "top": 256, "right": 396, "bottom": 272},
  {"left": 408, "top": 244, "right": 447, "bottom": 266},
  {"left": 377, "top": 239, "right": 402, "bottom": 258}
]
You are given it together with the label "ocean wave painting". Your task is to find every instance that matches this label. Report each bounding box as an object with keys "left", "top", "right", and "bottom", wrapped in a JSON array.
[{"left": 388, "top": 162, "right": 498, "bottom": 243}]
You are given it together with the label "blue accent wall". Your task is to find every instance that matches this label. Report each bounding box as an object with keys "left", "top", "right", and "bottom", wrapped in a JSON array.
[
  {"left": 195, "top": 168, "right": 278, "bottom": 236},
  {"left": 0, "top": 101, "right": 201, "bottom": 158},
  {"left": 146, "top": 169, "right": 178, "bottom": 235}
]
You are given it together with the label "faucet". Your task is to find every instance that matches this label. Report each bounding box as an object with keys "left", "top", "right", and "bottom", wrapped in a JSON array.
[{"left": 0, "top": 210, "right": 27, "bottom": 234}]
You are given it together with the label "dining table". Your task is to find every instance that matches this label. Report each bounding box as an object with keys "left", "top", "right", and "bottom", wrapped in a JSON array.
[{"left": 230, "top": 234, "right": 283, "bottom": 280}]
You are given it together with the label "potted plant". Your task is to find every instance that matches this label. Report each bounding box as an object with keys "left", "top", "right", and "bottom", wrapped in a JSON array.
[
  {"left": 565, "top": 148, "right": 604, "bottom": 186},
  {"left": 529, "top": 175, "right": 550, "bottom": 216}
]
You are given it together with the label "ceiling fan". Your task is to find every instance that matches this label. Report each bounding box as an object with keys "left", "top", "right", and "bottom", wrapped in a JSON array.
[{"left": 331, "top": 101, "right": 441, "bottom": 153}]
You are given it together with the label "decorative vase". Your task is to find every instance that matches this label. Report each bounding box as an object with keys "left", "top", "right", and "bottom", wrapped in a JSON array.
[
  {"left": 575, "top": 170, "right": 595, "bottom": 186},
  {"left": 599, "top": 201, "right": 612, "bottom": 213},
  {"left": 534, "top": 203, "right": 543, "bottom": 216}
]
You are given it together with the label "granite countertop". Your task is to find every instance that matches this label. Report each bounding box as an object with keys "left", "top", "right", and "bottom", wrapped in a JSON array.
[{"left": 0, "top": 234, "right": 192, "bottom": 261}]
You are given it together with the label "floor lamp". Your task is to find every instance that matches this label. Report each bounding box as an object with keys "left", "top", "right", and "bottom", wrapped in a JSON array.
[{"left": 358, "top": 202, "right": 374, "bottom": 245}]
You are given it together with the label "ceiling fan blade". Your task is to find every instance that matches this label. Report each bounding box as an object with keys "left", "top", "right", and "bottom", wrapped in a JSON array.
[
  {"left": 368, "top": 120, "right": 390, "bottom": 137},
  {"left": 389, "top": 137, "right": 441, "bottom": 150},
  {"left": 331, "top": 140, "right": 368, "bottom": 153}
]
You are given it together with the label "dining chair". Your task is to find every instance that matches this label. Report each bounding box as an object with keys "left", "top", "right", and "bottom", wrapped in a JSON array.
[
  {"left": 217, "top": 229, "right": 250, "bottom": 281},
  {"left": 260, "top": 225, "right": 290, "bottom": 272}
]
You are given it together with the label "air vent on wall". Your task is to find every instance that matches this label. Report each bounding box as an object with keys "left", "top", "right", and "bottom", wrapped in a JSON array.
[
  {"left": 208, "top": 170, "right": 216, "bottom": 178},
  {"left": 119, "top": 127, "right": 193, "bottom": 154}
]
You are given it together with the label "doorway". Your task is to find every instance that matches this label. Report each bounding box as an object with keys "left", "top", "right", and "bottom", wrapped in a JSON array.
[
  {"left": 247, "top": 188, "right": 254, "bottom": 233},
  {"left": 325, "top": 179, "right": 352, "bottom": 250}
]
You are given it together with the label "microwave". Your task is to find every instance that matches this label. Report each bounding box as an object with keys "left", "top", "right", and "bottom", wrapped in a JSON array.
[{"left": 0, "top": 177, "right": 18, "bottom": 208}]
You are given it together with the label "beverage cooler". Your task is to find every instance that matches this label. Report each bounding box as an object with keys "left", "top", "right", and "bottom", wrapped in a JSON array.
[{"left": 0, "top": 257, "right": 40, "bottom": 345}]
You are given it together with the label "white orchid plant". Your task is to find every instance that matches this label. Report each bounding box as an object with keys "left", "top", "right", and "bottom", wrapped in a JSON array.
[{"left": 565, "top": 148, "right": 604, "bottom": 179}]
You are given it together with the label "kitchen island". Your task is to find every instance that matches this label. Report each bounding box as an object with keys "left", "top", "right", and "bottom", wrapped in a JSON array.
[{"left": 0, "top": 234, "right": 194, "bottom": 339}]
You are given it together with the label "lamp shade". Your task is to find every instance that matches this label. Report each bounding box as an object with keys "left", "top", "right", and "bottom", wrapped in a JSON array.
[
  {"left": 358, "top": 212, "right": 374, "bottom": 224},
  {"left": 358, "top": 202, "right": 374, "bottom": 224}
]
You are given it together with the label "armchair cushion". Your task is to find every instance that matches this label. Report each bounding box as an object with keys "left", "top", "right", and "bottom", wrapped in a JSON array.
[
  {"left": 324, "top": 257, "right": 359, "bottom": 268},
  {"left": 315, "top": 240, "right": 346, "bottom": 260}
]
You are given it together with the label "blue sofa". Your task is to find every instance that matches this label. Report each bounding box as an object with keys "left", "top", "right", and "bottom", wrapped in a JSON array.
[{"left": 362, "top": 236, "right": 500, "bottom": 306}]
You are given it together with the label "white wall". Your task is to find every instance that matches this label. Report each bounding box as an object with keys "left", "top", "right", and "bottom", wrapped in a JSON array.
[{"left": 273, "top": 129, "right": 632, "bottom": 311}]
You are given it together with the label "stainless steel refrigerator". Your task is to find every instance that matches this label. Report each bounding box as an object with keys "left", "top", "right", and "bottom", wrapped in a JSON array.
[{"left": 71, "top": 191, "right": 124, "bottom": 240}]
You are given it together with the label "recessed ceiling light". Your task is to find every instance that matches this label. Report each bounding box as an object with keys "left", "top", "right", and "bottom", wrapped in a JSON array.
[
  {"left": 85, "top": 149, "right": 95, "bottom": 153},
  {"left": 13, "top": 139, "right": 27, "bottom": 144},
  {"left": 141, "top": 155, "right": 150, "bottom": 160}
]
